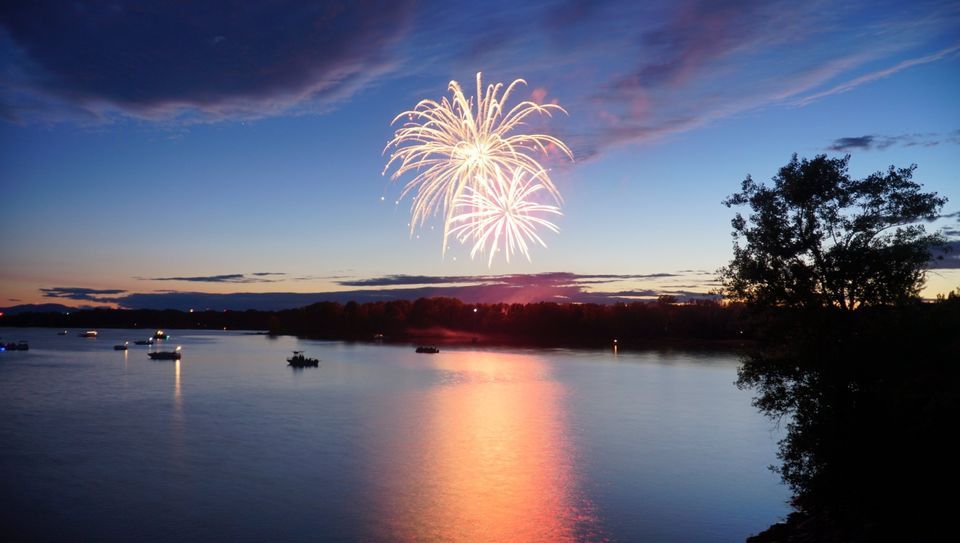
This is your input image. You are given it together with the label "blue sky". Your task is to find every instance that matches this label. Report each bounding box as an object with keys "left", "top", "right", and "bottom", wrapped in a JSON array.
[{"left": 1, "top": 0, "right": 958, "bottom": 309}]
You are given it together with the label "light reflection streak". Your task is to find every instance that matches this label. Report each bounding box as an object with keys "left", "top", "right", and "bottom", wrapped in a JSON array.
[
  {"left": 170, "top": 358, "right": 184, "bottom": 463},
  {"left": 373, "top": 351, "right": 603, "bottom": 542},
  {"left": 174, "top": 359, "right": 181, "bottom": 405}
]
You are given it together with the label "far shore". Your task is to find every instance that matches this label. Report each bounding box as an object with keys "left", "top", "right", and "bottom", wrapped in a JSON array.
[
  {"left": 2, "top": 323, "right": 755, "bottom": 352},
  {"left": 0, "top": 299, "right": 754, "bottom": 352}
]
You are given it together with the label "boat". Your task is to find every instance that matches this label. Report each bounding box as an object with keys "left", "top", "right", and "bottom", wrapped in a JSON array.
[
  {"left": 148, "top": 346, "right": 182, "bottom": 360},
  {"left": 57, "top": 330, "right": 69, "bottom": 335},
  {"left": 134, "top": 338, "right": 155, "bottom": 346},
  {"left": 79, "top": 330, "right": 98, "bottom": 338},
  {"left": 153, "top": 330, "right": 169, "bottom": 340},
  {"left": 114, "top": 341, "right": 129, "bottom": 351},
  {"left": 3, "top": 341, "right": 29, "bottom": 351},
  {"left": 416, "top": 346, "right": 440, "bottom": 354},
  {"left": 287, "top": 351, "right": 319, "bottom": 367}
]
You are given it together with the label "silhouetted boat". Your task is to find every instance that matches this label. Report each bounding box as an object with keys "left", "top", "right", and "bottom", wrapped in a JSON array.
[
  {"left": 3, "top": 341, "right": 29, "bottom": 351},
  {"left": 148, "top": 346, "right": 181, "bottom": 360},
  {"left": 114, "top": 342, "right": 128, "bottom": 351},
  {"left": 287, "top": 351, "right": 319, "bottom": 367},
  {"left": 153, "top": 330, "right": 169, "bottom": 340},
  {"left": 57, "top": 330, "right": 69, "bottom": 335},
  {"left": 416, "top": 346, "right": 440, "bottom": 354},
  {"left": 134, "top": 338, "right": 155, "bottom": 345},
  {"left": 79, "top": 330, "right": 98, "bottom": 338}
]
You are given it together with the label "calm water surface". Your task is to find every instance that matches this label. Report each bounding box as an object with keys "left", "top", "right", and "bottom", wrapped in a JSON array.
[{"left": 0, "top": 328, "right": 788, "bottom": 542}]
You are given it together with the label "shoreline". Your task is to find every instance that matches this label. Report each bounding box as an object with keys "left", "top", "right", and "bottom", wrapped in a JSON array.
[{"left": 1, "top": 324, "right": 755, "bottom": 352}]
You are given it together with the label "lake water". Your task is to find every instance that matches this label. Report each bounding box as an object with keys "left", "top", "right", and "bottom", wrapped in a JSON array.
[{"left": 0, "top": 328, "right": 788, "bottom": 542}]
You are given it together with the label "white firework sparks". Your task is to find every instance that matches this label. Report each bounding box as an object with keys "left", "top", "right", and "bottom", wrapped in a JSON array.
[
  {"left": 383, "top": 72, "right": 572, "bottom": 256},
  {"left": 448, "top": 170, "right": 562, "bottom": 267}
]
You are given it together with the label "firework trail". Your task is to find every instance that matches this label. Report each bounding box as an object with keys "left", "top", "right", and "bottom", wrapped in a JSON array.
[
  {"left": 383, "top": 72, "right": 572, "bottom": 260},
  {"left": 449, "top": 169, "right": 562, "bottom": 267}
]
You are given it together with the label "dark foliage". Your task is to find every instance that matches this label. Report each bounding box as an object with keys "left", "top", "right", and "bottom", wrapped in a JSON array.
[
  {"left": 721, "top": 154, "right": 946, "bottom": 310},
  {"left": 741, "top": 296, "right": 960, "bottom": 540},
  {"left": 725, "top": 155, "right": 958, "bottom": 541}
]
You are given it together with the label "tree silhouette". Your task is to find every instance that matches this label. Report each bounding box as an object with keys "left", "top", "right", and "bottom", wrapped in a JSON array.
[
  {"left": 720, "top": 154, "right": 946, "bottom": 310},
  {"left": 725, "top": 156, "right": 959, "bottom": 541}
]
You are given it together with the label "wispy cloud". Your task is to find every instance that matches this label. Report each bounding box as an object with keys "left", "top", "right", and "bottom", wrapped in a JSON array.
[
  {"left": 826, "top": 130, "right": 960, "bottom": 152},
  {"left": 2, "top": 0, "right": 956, "bottom": 162},
  {"left": 939, "top": 210, "right": 960, "bottom": 220},
  {"left": 0, "top": 2, "right": 415, "bottom": 123},
  {"left": 930, "top": 241, "right": 960, "bottom": 269},
  {"left": 795, "top": 43, "right": 960, "bottom": 107},
  {"left": 336, "top": 272, "right": 680, "bottom": 288},
  {"left": 566, "top": 1, "right": 959, "bottom": 158},
  {"left": 142, "top": 273, "right": 288, "bottom": 283},
  {"left": 40, "top": 287, "right": 126, "bottom": 301},
  {"left": 35, "top": 270, "right": 718, "bottom": 310}
]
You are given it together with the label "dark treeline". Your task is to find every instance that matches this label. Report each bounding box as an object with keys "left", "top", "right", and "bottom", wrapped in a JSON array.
[
  {"left": 1, "top": 297, "right": 748, "bottom": 347},
  {"left": 268, "top": 297, "right": 746, "bottom": 346}
]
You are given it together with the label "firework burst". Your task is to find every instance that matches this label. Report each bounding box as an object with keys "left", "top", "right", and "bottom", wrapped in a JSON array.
[
  {"left": 383, "top": 72, "right": 572, "bottom": 257},
  {"left": 448, "top": 170, "right": 562, "bottom": 267}
]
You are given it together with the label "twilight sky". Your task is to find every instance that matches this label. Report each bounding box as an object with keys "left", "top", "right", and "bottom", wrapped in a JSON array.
[{"left": 1, "top": 0, "right": 959, "bottom": 310}]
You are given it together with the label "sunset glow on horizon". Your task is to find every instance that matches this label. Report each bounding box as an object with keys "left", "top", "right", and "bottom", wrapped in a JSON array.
[{"left": 1, "top": 1, "right": 957, "bottom": 309}]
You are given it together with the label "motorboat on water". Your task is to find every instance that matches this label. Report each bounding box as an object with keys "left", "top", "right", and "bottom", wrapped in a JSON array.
[
  {"left": 79, "top": 330, "right": 98, "bottom": 338},
  {"left": 114, "top": 341, "right": 129, "bottom": 351},
  {"left": 134, "top": 338, "right": 155, "bottom": 346},
  {"left": 416, "top": 346, "right": 440, "bottom": 354},
  {"left": 57, "top": 330, "right": 69, "bottom": 335},
  {"left": 153, "top": 330, "right": 169, "bottom": 340},
  {"left": 148, "top": 346, "right": 182, "bottom": 360},
  {"left": 3, "top": 341, "right": 29, "bottom": 351},
  {"left": 287, "top": 351, "right": 319, "bottom": 367}
]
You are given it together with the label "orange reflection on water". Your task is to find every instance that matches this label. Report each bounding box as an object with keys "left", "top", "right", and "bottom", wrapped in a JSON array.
[{"left": 377, "top": 350, "right": 600, "bottom": 542}]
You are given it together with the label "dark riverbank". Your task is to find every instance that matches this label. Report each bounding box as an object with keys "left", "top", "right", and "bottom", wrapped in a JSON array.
[{"left": 1, "top": 297, "right": 751, "bottom": 350}]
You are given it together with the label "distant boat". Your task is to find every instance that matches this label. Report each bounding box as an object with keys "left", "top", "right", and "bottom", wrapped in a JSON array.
[
  {"left": 287, "top": 351, "right": 319, "bottom": 367},
  {"left": 134, "top": 338, "right": 155, "bottom": 346},
  {"left": 416, "top": 346, "right": 440, "bottom": 354},
  {"left": 148, "top": 346, "right": 182, "bottom": 360},
  {"left": 79, "top": 330, "right": 98, "bottom": 338},
  {"left": 57, "top": 330, "right": 69, "bottom": 335},
  {"left": 3, "top": 341, "right": 29, "bottom": 351},
  {"left": 114, "top": 341, "right": 129, "bottom": 351},
  {"left": 153, "top": 330, "right": 169, "bottom": 340}
]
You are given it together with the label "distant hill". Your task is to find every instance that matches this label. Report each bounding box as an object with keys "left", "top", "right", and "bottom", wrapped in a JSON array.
[{"left": 0, "top": 303, "right": 83, "bottom": 315}]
